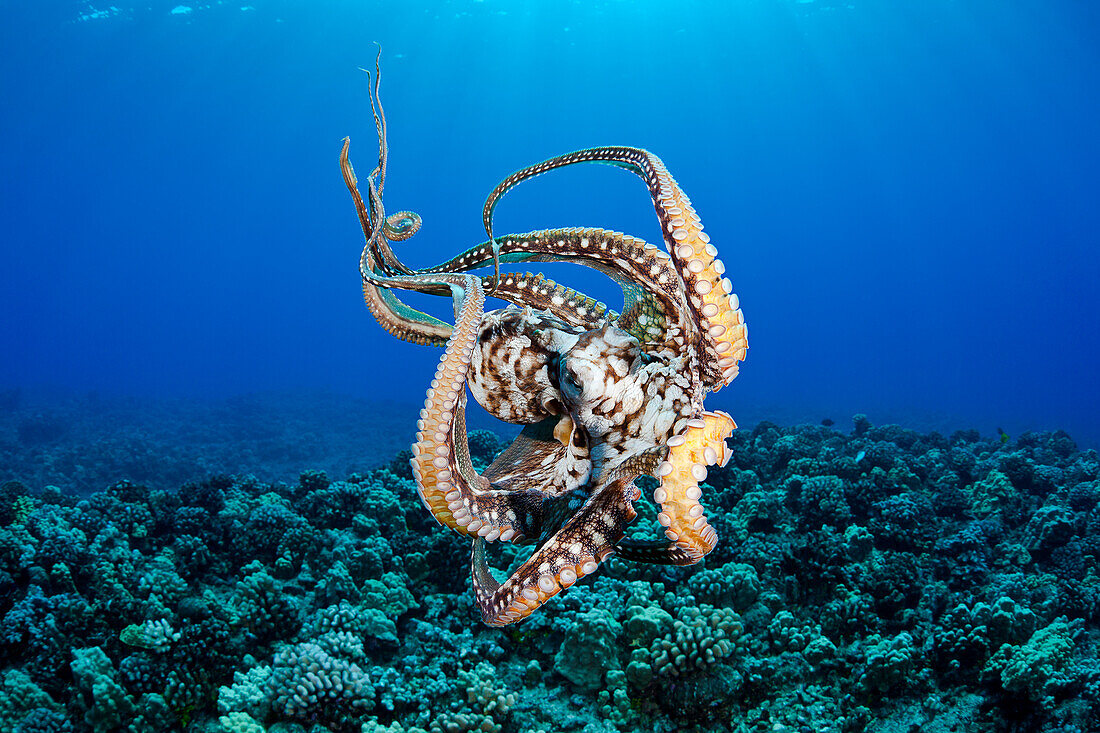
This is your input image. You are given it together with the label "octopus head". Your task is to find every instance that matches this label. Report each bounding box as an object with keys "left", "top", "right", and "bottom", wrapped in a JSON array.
[
  {"left": 468, "top": 306, "right": 581, "bottom": 424},
  {"left": 558, "top": 326, "right": 649, "bottom": 439}
]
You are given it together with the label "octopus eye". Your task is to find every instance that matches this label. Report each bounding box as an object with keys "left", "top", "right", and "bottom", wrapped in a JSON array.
[{"left": 571, "top": 428, "right": 589, "bottom": 450}]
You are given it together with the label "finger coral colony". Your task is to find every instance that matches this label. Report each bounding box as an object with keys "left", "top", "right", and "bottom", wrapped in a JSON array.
[{"left": 1, "top": 59, "right": 1098, "bottom": 733}]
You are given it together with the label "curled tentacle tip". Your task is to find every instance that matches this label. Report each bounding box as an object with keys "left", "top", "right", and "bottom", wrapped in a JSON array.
[{"left": 383, "top": 211, "right": 422, "bottom": 241}]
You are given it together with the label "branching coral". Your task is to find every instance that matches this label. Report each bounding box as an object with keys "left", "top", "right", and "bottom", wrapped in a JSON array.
[
  {"left": 646, "top": 605, "right": 743, "bottom": 678},
  {"left": 0, "top": 418, "right": 1096, "bottom": 731}
]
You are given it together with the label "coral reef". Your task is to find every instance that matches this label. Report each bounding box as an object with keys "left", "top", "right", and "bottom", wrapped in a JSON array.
[{"left": 0, "top": 415, "right": 1097, "bottom": 731}]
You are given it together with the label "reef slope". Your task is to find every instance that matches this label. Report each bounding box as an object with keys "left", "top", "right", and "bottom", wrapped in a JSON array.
[{"left": 0, "top": 416, "right": 1098, "bottom": 732}]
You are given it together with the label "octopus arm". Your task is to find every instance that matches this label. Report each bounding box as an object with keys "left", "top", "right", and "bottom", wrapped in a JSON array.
[
  {"left": 613, "top": 538, "right": 701, "bottom": 566},
  {"left": 342, "top": 138, "right": 452, "bottom": 346},
  {"left": 408, "top": 274, "right": 550, "bottom": 543},
  {"left": 366, "top": 284, "right": 453, "bottom": 347},
  {"left": 482, "top": 147, "right": 748, "bottom": 390},
  {"left": 650, "top": 410, "right": 737, "bottom": 564},
  {"left": 471, "top": 448, "right": 664, "bottom": 626},
  {"left": 427, "top": 229, "right": 675, "bottom": 304},
  {"left": 484, "top": 271, "right": 614, "bottom": 332},
  {"left": 424, "top": 228, "right": 687, "bottom": 336},
  {"left": 357, "top": 47, "right": 417, "bottom": 276},
  {"left": 343, "top": 128, "right": 411, "bottom": 279},
  {"left": 504, "top": 263, "right": 681, "bottom": 348}
]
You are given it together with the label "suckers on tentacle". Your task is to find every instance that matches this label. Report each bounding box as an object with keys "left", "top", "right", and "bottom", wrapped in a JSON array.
[
  {"left": 480, "top": 146, "right": 748, "bottom": 391},
  {"left": 653, "top": 410, "right": 736, "bottom": 563}
]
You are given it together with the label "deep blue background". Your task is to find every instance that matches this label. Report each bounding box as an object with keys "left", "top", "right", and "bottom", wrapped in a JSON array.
[{"left": 2, "top": 1, "right": 1098, "bottom": 444}]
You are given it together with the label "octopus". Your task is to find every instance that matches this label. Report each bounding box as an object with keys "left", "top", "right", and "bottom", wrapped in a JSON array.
[{"left": 343, "top": 53, "right": 748, "bottom": 626}]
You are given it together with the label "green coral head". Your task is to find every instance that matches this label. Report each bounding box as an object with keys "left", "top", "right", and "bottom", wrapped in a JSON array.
[
  {"left": 11, "top": 495, "right": 36, "bottom": 524},
  {"left": 119, "top": 624, "right": 156, "bottom": 650}
]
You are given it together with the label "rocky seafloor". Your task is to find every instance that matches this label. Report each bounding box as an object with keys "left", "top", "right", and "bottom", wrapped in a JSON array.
[{"left": 1, "top": 412, "right": 1098, "bottom": 732}]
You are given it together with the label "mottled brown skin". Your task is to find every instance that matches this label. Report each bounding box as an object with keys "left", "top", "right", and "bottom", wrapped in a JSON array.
[{"left": 346, "top": 54, "right": 749, "bottom": 626}]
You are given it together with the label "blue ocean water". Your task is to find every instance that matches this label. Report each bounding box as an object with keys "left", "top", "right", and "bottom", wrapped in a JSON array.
[
  {"left": 4, "top": 5, "right": 1100, "bottom": 732},
  {"left": 1, "top": 1, "right": 1099, "bottom": 442}
]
